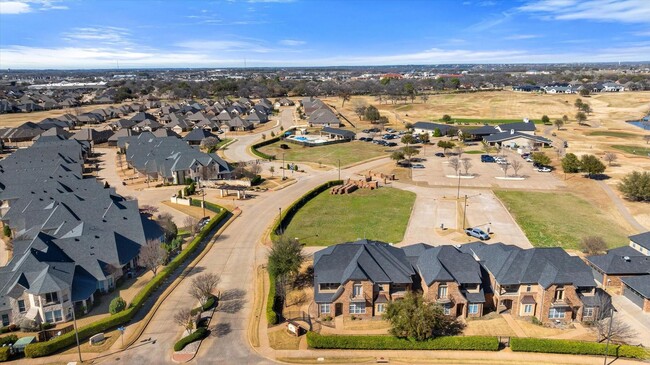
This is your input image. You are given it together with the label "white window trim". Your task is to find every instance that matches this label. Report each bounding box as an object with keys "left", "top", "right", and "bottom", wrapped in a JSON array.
[
  {"left": 319, "top": 303, "right": 331, "bottom": 314},
  {"left": 349, "top": 303, "right": 366, "bottom": 314},
  {"left": 468, "top": 304, "right": 479, "bottom": 314}
]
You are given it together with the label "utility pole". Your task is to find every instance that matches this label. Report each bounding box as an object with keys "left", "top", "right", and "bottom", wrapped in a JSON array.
[
  {"left": 282, "top": 153, "right": 285, "bottom": 180},
  {"left": 71, "top": 307, "right": 82, "bottom": 363},
  {"left": 278, "top": 207, "right": 282, "bottom": 235},
  {"left": 456, "top": 171, "right": 461, "bottom": 199},
  {"left": 603, "top": 308, "right": 614, "bottom": 365}
]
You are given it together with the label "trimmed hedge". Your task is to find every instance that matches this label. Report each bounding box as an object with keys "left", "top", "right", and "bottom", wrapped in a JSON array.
[
  {"left": 511, "top": 338, "right": 650, "bottom": 360},
  {"left": 24, "top": 207, "right": 229, "bottom": 358},
  {"left": 190, "top": 199, "right": 223, "bottom": 214},
  {"left": 251, "top": 135, "right": 281, "bottom": 160},
  {"left": 0, "top": 335, "right": 17, "bottom": 346},
  {"left": 306, "top": 332, "right": 499, "bottom": 351},
  {"left": 0, "top": 346, "right": 9, "bottom": 362},
  {"left": 174, "top": 327, "right": 209, "bottom": 351},
  {"left": 266, "top": 271, "right": 278, "bottom": 325},
  {"left": 270, "top": 180, "right": 343, "bottom": 241}
]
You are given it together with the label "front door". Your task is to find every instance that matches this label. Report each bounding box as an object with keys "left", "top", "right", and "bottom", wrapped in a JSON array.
[
  {"left": 335, "top": 303, "right": 343, "bottom": 316},
  {"left": 456, "top": 303, "right": 464, "bottom": 317}
]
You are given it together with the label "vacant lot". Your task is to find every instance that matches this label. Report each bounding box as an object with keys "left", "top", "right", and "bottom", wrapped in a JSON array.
[
  {"left": 282, "top": 187, "right": 416, "bottom": 246},
  {"left": 494, "top": 190, "right": 629, "bottom": 249},
  {"left": 258, "top": 140, "right": 394, "bottom": 167}
]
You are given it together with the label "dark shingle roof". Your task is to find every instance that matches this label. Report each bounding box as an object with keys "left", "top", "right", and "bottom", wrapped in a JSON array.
[
  {"left": 321, "top": 127, "right": 355, "bottom": 139},
  {"left": 402, "top": 244, "right": 482, "bottom": 286},
  {"left": 629, "top": 232, "right": 650, "bottom": 251},
  {"left": 460, "top": 242, "right": 595, "bottom": 289},
  {"left": 587, "top": 252, "right": 650, "bottom": 275},
  {"left": 621, "top": 275, "right": 650, "bottom": 298}
]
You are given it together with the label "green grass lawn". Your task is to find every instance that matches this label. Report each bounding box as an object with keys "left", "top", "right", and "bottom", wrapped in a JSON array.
[
  {"left": 494, "top": 190, "right": 629, "bottom": 249},
  {"left": 611, "top": 145, "right": 650, "bottom": 156},
  {"left": 258, "top": 140, "right": 394, "bottom": 167},
  {"left": 464, "top": 150, "right": 484, "bottom": 154},
  {"left": 441, "top": 118, "right": 541, "bottom": 125},
  {"left": 589, "top": 131, "right": 639, "bottom": 138},
  {"left": 282, "top": 187, "right": 416, "bottom": 246}
]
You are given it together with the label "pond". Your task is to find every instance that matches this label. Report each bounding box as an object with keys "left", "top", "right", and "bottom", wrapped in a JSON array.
[{"left": 627, "top": 120, "right": 650, "bottom": 131}]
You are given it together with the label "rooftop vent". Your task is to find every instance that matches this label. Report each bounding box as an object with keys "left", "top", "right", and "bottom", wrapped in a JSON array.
[
  {"left": 623, "top": 256, "right": 631, "bottom": 262},
  {"left": 510, "top": 129, "right": 515, "bottom": 134}
]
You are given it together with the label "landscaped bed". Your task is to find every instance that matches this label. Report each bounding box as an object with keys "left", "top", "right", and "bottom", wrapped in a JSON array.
[
  {"left": 281, "top": 187, "right": 416, "bottom": 246},
  {"left": 257, "top": 140, "right": 393, "bottom": 167},
  {"left": 494, "top": 190, "right": 628, "bottom": 249}
]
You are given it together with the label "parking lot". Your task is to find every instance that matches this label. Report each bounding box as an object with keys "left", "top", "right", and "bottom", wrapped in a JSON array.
[{"left": 410, "top": 147, "right": 566, "bottom": 190}]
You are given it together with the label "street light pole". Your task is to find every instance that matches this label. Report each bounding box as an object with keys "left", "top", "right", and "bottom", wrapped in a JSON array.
[
  {"left": 338, "top": 159, "right": 341, "bottom": 181},
  {"left": 71, "top": 306, "right": 82, "bottom": 363},
  {"left": 278, "top": 207, "right": 282, "bottom": 235},
  {"left": 603, "top": 308, "right": 615, "bottom": 365},
  {"left": 456, "top": 171, "right": 461, "bottom": 199},
  {"left": 282, "top": 153, "right": 285, "bottom": 180},
  {"left": 462, "top": 195, "right": 468, "bottom": 229}
]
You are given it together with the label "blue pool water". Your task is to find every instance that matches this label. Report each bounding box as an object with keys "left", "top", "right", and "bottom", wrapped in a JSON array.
[
  {"left": 627, "top": 121, "right": 650, "bottom": 131},
  {"left": 294, "top": 136, "right": 308, "bottom": 141}
]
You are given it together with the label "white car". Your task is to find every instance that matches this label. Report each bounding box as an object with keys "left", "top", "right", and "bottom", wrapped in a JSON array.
[
  {"left": 525, "top": 157, "right": 534, "bottom": 162},
  {"left": 536, "top": 166, "right": 552, "bottom": 172},
  {"left": 496, "top": 158, "right": 508, "bottom": 165}
]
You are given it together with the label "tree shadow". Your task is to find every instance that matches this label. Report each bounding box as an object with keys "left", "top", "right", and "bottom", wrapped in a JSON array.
[
  {"left": 219, "top": 288, "right": 246, "bottom": 301},
  {"left": 218, "top": 299, "right": 245, "bottom": 314},
  {"left": 589, "top": 174, "right": 611, "bottom": 181},
  {"left": 211, "top": 323, "right": 231, "bottom": 337},
  {"left": 187, "top": 266, "right": 206, "bottom": 276},
  {"left": 293, "top": 266, "right": 313, "bottom": 290}
]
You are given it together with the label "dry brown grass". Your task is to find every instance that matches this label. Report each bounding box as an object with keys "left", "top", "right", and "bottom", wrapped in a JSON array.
[
  {"left": 342, "top": 317, "right": 391, "bottom": 331},
  {"left": 464, "top": 316, "right": 516, "bottom": 337},
  {"left": 267, "top": 328, "right": 302, "bottom": 350},
  {"left": 0, "top": 103, "right": 131, "bottom": 128}
]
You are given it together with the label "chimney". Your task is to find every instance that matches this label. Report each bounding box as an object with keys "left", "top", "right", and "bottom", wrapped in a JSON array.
[
  {"left": 510, "top": 129, "right": 515, "bottom": 134},
  {"left": 523, "top": 118, "right": 530, "bottom": 123}
]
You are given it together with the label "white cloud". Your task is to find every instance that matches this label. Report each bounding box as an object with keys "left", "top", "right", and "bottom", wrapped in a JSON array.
[
  {"left": 0, "top": 0, "right": 67, "bottom": 14},
  {"left": 62, "top": 26, "right": 132, "bottom": 47},
  {"left": 279, "top": 39, "right": 305, "bottom": 46},
  {"left": 2, "top": 43, "right": 650, "bottom": 69},
  {"left": 0, "top": 1, "right": 31, "bottom": 14},
  {"left": 505, "top": 34, "right": 541, "bottom": 40},
  {"left": 520, "top": 0, "right": 650, "bottom": 23}
]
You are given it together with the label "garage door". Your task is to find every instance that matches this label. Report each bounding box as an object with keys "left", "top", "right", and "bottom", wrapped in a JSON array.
[{"left": 623, "top": 285, "right": 645, "bottom": 308}]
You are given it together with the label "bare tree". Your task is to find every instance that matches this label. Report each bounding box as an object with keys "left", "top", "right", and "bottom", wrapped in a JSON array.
[
  {"left": 510, "top": 160, "right": 523, "bottom": 177},
  {"left": 501, "top": 162, "right": 510, "bottom": 177},
  {"left": 183, "top": 216, "right": 199, "bottom": 235},
  {"left": 200, "top": 137, "right": 219, "bottom": 150},
  {"left": 139, "top": 239, "right": 166, "bottom": 276},
  {"left": 189, "top": 273, "right": 220, "bottom": 306},
  {"left": 249, "top": 162, "right": 262, "bottom": 176},
  {"left": 592, "top": 294, "right": 636, "bottom": 343},
  {"left": 581, "top": 236, "right": 607, "bottom": 255},
  {"left": 140, "top": 205, "right": 159, "bottom": 215},
  {"left": 644, "top": 135, "right": 650, "bottom": 144},
  {"left": 448, "top": 157, "right": 460, "bottom": 175},
  {"left": 420, "top": 94, "right": 429, "bottom": 104},
  {"left": 603, "top": 152, "right": 617, "bottom": 166},
  {"left": 269, "top": 166, "right": 275, "bottom": 177},
  {"left": 173, "top": 308, "right": 195, "bottom": 333},
  {"left": 461, "top": 158, "right": 472, "bottom": 176},
  {"left": 453, "top": 146, "right": 464, "bottom": 159}
]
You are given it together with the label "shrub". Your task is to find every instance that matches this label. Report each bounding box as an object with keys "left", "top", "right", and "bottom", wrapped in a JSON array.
[
  {"left": 0, "top": 346, "right": 10, "bottom": 362},
  {"left": 0, "top": 334, "right": 18, "bottom": 346},
  {"left": 109, "top": 297, "right": 127, "bottom": 314},
  {"left": 25, "top": 207, "right": 230, "bottom": 358},
  {"left": 266, "top": 271, "right": 279, "bottom": 325},
  {"left": 250, "top": 175, "right": 263, "bottom": 186},
  {"left": 510, "top": 338, "right": 650, "bottom": 359},
  {"left": 251, "top": 134, "right": 283, "bottom": 160},
  {"left": 202, "top": 295, "right": 216, "bottom": 311},
  {"left": 306, "top": 332, "right": 499, "bottom": 351},
  {"left": 174, "top": 327, "right": 209, "bottom": 351},
  {"left": 41, "top": 322, "right": 55, "bottom": 330},
  {"left": 2, "top": 225, "right": 10, "bottom": 238},
  {"left": 184, "top": 177, "right": 193, "bottom": 185}
]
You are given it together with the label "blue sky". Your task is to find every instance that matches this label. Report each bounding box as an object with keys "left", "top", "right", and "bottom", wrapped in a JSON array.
[{"left": 0, "top": 0, "right": 649, "bottom": 69}]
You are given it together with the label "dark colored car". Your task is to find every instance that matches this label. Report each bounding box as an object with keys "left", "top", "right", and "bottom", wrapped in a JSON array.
[
  {"left": 435, "top": 152, "right": 445, "bottom": 157},
  {"left": 481, "top": 155, "right": 496, "bottom": 163},
  {"left": 387, "top": 142, "right": 398, "bottom": 147},
  {"left": 364, "top": 138, "right": 373, "bottom": 142}
]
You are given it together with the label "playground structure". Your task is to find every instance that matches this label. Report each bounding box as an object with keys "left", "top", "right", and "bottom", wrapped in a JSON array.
[{"left": 331, "top": 176, "right": 379, "bottom": 195}]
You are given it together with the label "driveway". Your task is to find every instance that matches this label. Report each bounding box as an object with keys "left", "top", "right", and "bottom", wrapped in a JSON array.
[
  {"left": 394, "top": 182, "right": 532, "bottom": 248},
  {"left": 611, "top": 294, "right": 650, "bottom": 347},
  {"left": 95, "top": 147, "right": 191, "bottom": 226}
]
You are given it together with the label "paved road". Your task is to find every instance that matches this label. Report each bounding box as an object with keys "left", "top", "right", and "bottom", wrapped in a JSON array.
[
  {"left": 224, "top": 108, "right": 297, "bottom": 163},
  {"left": 101, "top": 148, "right": 389, "bottom": 364}
]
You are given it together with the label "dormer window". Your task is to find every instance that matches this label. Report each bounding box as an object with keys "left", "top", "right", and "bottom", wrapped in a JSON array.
[{"left": 555, "top": 287, "right": 564, "bottom": 301}]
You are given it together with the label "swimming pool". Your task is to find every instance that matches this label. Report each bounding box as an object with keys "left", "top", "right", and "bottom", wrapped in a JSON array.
[{"left": 287, "top": 135, "right": 329, "bottom": 145}]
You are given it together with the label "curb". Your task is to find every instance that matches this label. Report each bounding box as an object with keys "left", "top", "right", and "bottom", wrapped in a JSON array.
[{"left": 121, "top": 209, "right": 241, "bottom": 349}]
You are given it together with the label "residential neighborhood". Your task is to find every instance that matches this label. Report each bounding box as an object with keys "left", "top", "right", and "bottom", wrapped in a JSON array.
[{"left": 1, "top": 1, "right": 650, "bottom": 364}]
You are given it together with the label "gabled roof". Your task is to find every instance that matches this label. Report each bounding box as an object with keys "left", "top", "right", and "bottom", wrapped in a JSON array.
[
  {"left": 495, "top": 121, "right": 536, "bottom": 132},
  {"left": 412, "top": 122, "right": 456, "bottom": 135},
  {"left": 460, "top": 242, "right": 596, "bottom": 288},
  {"left": 402, "top": 244, "right": 482, "bottom": 286},
  {"left": 484, "top": 131, "right": 551, "bottom": 144},
  {"left": 183, "top": 128, "right": 217, "bottom": 142},
  {"left": 587, "top": 251, "right": 650, "bottom": 275},
  {"left": 313, "top": 240, "right": 415, "bottom": 302},
  {"left": 322, "top": 127, "right": 355, "bottom": 139}
]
